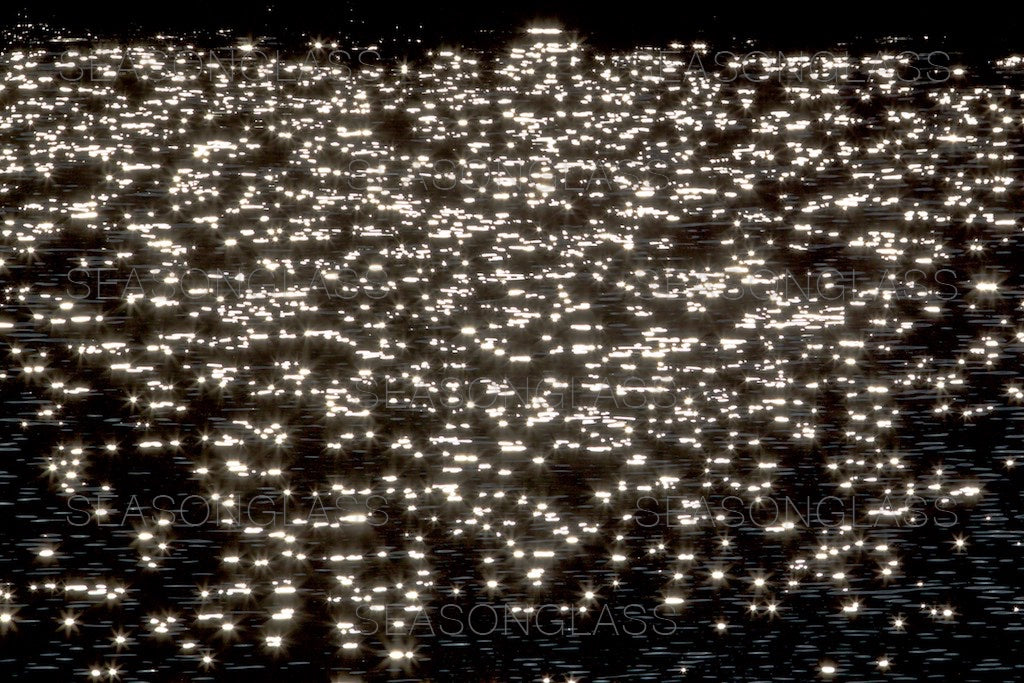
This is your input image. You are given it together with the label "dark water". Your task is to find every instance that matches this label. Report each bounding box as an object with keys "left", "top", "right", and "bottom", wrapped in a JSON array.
[{"left": 1, "top": 30, "right": 1024, "bottom": 682}]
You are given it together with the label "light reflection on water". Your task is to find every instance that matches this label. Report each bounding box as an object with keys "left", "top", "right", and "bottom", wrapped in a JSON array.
[{"left": 1, "top": 28, "right": 1024, "bottom": 682}]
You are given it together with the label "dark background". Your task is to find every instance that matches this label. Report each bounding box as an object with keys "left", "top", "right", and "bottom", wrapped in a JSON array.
[{"left": 7, "top": 2, "right": 1024, "bottom": 51}]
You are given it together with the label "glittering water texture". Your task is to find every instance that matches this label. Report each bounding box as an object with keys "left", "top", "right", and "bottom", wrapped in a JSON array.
[{"left": 2, "top": 29, "right": 1024, "bottom": 682}]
